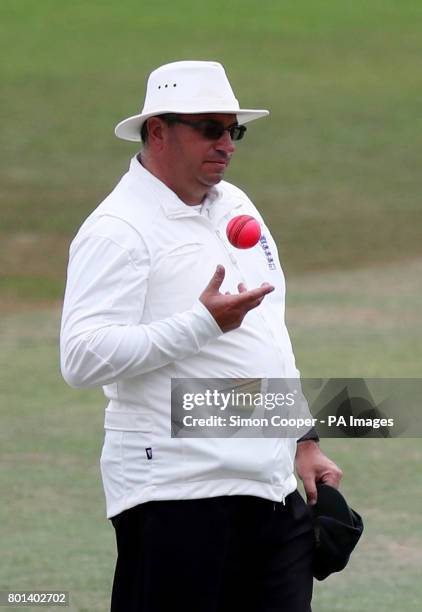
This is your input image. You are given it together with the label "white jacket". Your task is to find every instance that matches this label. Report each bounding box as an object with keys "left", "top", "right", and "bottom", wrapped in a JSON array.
[{"left": 60, "top": 157, "right": 301, "bottom": 518}]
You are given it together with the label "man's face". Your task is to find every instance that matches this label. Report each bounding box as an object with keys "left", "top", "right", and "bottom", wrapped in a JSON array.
[{"left": 162, "top": 113, "right": 237, "bottom": 194}]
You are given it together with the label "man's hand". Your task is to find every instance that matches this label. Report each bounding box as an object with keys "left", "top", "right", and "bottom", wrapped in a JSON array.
[
  {"left": 200, "top": 265, "right": 274, "bottom": 332},
  {"left": 295, "top": 440, "right": 343, "bottom": 506}
]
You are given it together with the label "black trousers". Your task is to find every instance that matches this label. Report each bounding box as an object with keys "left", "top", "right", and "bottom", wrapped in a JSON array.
[{"left": 110, "top": 491, "right": 314, "bottom": 612}]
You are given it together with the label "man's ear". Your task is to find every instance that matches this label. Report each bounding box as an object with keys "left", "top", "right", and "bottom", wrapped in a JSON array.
[{"left": 146, "top": 117, "right": 169, "bottom": 151}]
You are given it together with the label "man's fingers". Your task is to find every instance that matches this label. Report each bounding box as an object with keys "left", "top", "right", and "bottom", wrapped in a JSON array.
[
  {"left": 318, "top": 468, "right": 343, "bottom": 489},
  {"left": 228, "top": 284, "right": 274, "bottom": 313},
  {"left": 236, "top": 284, "right": 274, "bottom": 304},
  {"left": 203, "top": 265, "right": 225, "bottom": 294},
  {"left": 302, "top": 477, "right": 318, "bottom": 506},
  {"left": 200, "top": 274, "right": 274, "bottom": 333}
]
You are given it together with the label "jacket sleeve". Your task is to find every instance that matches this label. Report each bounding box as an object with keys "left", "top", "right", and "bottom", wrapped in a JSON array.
[{"left": 60, "top": 222, "right": 222, "bottom": 389}]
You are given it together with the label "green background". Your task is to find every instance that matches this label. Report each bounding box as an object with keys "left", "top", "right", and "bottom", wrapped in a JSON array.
[{"left": 1, "top": 1, "right": 421, "bottom": 610}]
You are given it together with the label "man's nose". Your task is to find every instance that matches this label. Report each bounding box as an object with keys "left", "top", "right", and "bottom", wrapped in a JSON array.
[{"left": 215, "top": 129, "right": 236, "bottom": 155}]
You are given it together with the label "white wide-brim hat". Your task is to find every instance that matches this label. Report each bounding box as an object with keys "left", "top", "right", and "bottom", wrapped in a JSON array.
[{"left": 115, "top": 60, "right": 269, "bottom": 142}]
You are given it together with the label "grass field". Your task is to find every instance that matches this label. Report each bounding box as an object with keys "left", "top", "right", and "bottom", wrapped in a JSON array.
[
  {"left": 1, "top": 261, "right": 421, "bottom": 611},
  {"left": 1, "top": 0, "right": 422, "bottom": 610},
  {"left": 2, "top": 0, "right": 422, "bottom": 295}
]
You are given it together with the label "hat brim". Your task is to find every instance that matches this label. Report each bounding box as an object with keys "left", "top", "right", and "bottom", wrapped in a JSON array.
[{"left": 114, "top": 108, "right": 269, "bottom": 142}]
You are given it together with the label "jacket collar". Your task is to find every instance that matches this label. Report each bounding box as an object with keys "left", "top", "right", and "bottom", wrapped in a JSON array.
[{"left": 127, "top": 156, "right": 241, "bottom": 223}]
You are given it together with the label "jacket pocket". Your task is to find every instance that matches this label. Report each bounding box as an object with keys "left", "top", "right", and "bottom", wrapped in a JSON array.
[
  {"left": 102, "top": 410, "right": 153, "bottom": 500},
  {"left": 164, "top": 242, "right": 204, "bottom": 258}
]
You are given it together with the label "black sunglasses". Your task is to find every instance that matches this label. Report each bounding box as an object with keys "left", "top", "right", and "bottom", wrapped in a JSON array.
[{"left": 162, "top": 114, "right": 247, "bottom": 142}]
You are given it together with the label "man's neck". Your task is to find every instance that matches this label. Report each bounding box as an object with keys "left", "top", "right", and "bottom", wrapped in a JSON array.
[{"left": 137, "top": 153, "right": 207, "bottom": 205}]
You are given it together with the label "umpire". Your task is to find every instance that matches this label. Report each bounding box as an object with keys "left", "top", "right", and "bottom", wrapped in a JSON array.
[{"left": 60, "top": 60, "right": 342, "bottom": 611}]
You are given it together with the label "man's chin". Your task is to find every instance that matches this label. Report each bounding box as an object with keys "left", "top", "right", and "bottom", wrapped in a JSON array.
[
  {"left": 201, "top": 170, "right": 227, "bottom": 186},
  {"left": 201, "top": 177, "right": 223, "bottom": 188},
  {"left": 202, "top": 161, "right": 228, "bottom": 182}
]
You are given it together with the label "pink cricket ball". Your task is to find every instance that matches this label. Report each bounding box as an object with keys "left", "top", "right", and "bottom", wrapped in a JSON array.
[{"left": 226, "top": 215, "right": 261, "bottom": 249}]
